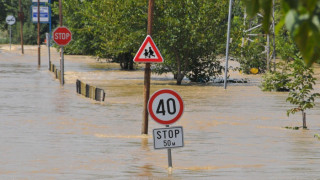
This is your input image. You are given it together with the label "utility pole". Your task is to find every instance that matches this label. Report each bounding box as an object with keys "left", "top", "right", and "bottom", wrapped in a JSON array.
[
  {"left": 37, "top": 0, "right": 40, "bottom": 67},
  {"left": 267, "top": 34, "right": 270, "bottom": 71},
  {"left": 59, "top": 0, "right": 63, "bottom": 26},
  {"left": 19, "top": 0, "right": 24, "bottom": 54},
  {"left": 272, "top": 0, "right": 276, "bottom": 71},
  {"left": 141, "top": 0, "right": 154, "bottom": 135},
  {"left": 224, "top": 0, "right": 233, "bottom": 89}
]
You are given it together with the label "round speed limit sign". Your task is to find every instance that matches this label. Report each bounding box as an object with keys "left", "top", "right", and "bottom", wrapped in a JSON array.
[{"left": 148, "top": 89, "right": 184, "bottom": 125}]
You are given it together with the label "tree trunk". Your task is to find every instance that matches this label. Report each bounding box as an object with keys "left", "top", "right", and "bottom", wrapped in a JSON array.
[
  {"left": 129, "top": 60, "right": 134, "bottom": 70},
  {"left": 176, "top": 73, "right": 184, "bottom": 85},
  {"left": 175, "top": 52, "right": 184, "bottom": 85},
  {"left": 174, "top": 74, "right": 177, "bottom": 80},
  {"left": 120, "top": 62, "right": 124, "bottom": 69},
  {"left": 302, "top": 111, "right": 307, "bottom": 129}
]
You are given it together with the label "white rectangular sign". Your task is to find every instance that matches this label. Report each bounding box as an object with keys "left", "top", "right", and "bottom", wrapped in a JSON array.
[
  {"left": 32, "top": 0, "right": 49, "bottom": 3},
  {"left": 153, "top": 126, "right": 184, "bottom": 149},
  {"left": 32, "top": 6, "right": 49, "bottom": 23}
]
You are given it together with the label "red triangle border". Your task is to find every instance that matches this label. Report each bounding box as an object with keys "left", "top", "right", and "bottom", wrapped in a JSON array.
[{"left": 133, "top": 35, "right": 164, "bottom": 63}]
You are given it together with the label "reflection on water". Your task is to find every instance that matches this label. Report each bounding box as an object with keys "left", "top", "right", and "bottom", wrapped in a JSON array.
[{"left": 0, "top": 46, "right": 320, "bottom": 179}]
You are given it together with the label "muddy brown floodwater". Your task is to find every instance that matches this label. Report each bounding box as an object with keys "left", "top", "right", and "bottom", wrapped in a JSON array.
[{"left": 0, "top": 45, "right": 320, "bottom": 179}]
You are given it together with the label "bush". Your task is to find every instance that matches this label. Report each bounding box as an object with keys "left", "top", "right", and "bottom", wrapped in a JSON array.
[
  {"left": 261, "top": 61, "right": 290, "bottom": 91},
  {"left": 186, "top": 54, "right": 223, "bottom": 83},
  {"left": 236, "top": 40, "right": 267, "bottom": 74}
]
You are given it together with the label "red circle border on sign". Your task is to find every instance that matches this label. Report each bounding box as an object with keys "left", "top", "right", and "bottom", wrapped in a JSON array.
[{"left": 148, "top": 89, "right": 184, "bottom": 125}]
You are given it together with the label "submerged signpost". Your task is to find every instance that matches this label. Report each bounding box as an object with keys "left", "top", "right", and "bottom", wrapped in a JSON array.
[
  {"left": 5, "top": 15, "right": 16, "bottom": 51},
  {"left": 135, "top": 1, "right": 184, "bottom": 173},
  {"left": 148, "top": 89, "right": 184, "bottom": 173},
  {"left": 52, "top": 26, "right": 72, "bottom": 85},
  {"left": 46, "top": 33, "right": 51, "bottom": 70},
  {"left": 31, "top": 0, "right": 52, "bottom": 67}
]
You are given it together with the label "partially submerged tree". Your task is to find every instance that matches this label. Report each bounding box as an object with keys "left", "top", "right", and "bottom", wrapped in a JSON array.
[
  {"left": 286, "top": 58, "right": 320, "bottom": 128},
  {"left": 260, "top": 61, "right": 290, "bottom": 91},
  {"left": 59, "top": 0, "right": 146, "bottom": 70},
  {"left": 153, "top": 0, "right": 229, "bottom": 84}
]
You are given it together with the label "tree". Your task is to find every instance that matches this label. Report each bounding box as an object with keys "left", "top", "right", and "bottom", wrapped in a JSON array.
[
  {"left": 244, "top": 0, "right": 320, "bottom": 66},
  {"left": 58, "top": 0, "right": 147, "bottom": 70},
  {"left": 286, "top": 58, "right": 320, "bottom": 128},
  {"left": 0, "top": 0, "right": 8, "bottom": 30},
  {"left": 53, "top": 0, "right": 102, "bottom": 55},
  {"left": 154, "top": 0, "right": 229, "bottom": 84}
]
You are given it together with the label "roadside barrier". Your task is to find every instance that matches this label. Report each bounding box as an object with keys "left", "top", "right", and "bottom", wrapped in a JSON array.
[
  {"left": 48, "top": 64, "right": 105, "bottom": 101},
  {"left": 76, "top": 79, "right": 105, "bottom": 102},
  {"left": 49, "top": 63, "right": 62, "bottom": 82}
]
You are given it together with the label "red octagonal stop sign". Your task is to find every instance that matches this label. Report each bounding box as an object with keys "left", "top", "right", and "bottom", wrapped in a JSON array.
[{"left": 53, "top": 26, "right": 72, "bottom": 46}]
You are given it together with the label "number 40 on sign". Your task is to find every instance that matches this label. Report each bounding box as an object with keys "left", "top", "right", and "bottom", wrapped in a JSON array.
[{"left": 148, "top": 89, "right": 184, "bottom": 125}]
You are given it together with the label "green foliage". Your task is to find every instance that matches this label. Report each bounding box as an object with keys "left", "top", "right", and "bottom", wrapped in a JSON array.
[
  {"left": 59, "top": 0, "right": 229, "bottom": 78},
  {"left": 286, "top": 58, "right": 320, "bottom": 116},
  {"left": 55, "top": 0, "right": 147, "bottom": 70},
  {"left": 154, "top": 0, "right": 229, "bottom": 84},
  {"left": 238, "top": 42, "right": 267, "bottom": 74},
  {"left": 53, "top": 0, "right": 102, "bottom": 55},
  {"left": 0, "top": 0, "right": 7, "bottom": 30},
  {"left": 244, "top": 0, "right": 320, "bottom": 66},
  {"left": 230, "top": 4, "right": 269, "bottom": 74},
  {"left": 186, "top": 54, "right": 223, "bottom": 83},
  {"left": 261, "top": 61, "right": 290, "bottom": 91},
  {"left": 275, "top": 26, "right": 299, "bottom": 61}
]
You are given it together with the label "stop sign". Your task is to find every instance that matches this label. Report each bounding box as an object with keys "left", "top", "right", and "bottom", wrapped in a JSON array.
[{"left": 53, "top": 26, "right": 72, "bottom": 46}]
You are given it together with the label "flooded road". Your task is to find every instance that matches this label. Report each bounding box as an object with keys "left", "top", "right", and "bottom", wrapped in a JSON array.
[{"left": 0, "top": 45, "right": 320, "bottom": 179}]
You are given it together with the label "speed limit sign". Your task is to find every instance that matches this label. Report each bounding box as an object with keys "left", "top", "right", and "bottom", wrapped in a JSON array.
[{"left": 148, "top": 89, "right": 184, "bottom": 125}]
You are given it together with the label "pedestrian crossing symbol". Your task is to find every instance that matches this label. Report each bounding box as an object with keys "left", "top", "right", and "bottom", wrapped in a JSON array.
[{"left": 133, "top": 35, "right": 164, "bottom": 63}]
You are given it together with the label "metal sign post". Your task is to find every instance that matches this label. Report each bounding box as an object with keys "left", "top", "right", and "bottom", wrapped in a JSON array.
[
  {"left": 61, "top": 46, "right": 64, "bottom": 84},
  {"left": 6, "top": 15, "right": 16, "bottom": 51},
  {"left": 9, "top": 25, "right": 12, "bottom": 50},
  {"left": 37, "top": 0, "right": 41, "bottom": 67},
  {"left": 166, "top": 125, "right": 173, "bottom": 172},
  {"left": 46, "top": 33, "right": 51, "bottom": 70}
]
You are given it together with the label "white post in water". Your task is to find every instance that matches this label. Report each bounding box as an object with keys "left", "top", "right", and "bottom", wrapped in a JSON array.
[
  {"left": 9, "top": 25, "right": 12, "bottom": 50},
  {"left": 166, "top": 125, "right": 173, "bottom": 174},
  {"left": 61, "top": 46, "right": 64, "bottom": 85},
  {"left": 224, "top": 0, "right": 233, "bottom": 89},
  {"left": 46, "top": 33, "right": 51, "bottom": 70},
  {"left": 6, "top": 15, "right": 16, "bottom": 51}
]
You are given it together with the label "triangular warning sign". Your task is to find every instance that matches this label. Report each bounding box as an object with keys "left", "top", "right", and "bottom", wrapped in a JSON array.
[{"left": 133, "top": 35, "right": 164, "bottom": 63}]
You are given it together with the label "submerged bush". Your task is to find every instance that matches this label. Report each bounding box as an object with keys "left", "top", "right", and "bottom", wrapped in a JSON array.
[
  {"left": 261, "top": 61, "right": 290, "bottom": 91},
  {"left": 186, "top": 54, "right": 223, "bottom": 83}
]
